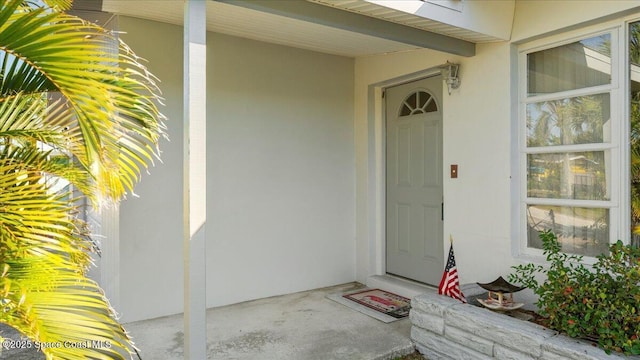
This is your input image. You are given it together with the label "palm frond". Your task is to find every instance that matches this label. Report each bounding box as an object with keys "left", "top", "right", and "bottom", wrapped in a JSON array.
[
  {"left": 0, "top": 0, "right": 166, "bottom": 202},
  {"left": 0, "top": 161, "right": 136, "bottom": 359},
  {"left": 0, "top": 145, "right": 94, "bottom": 198},
  {"left": 40, "top": 0, "right": 73, "bottom": 11},
  {"left": 0, "top": 92, "right": 72, "bottom": 148},
  {"left": 2, "top": 264, "right": 135, "bottom": 360},
  {"left": 0, "top": 162, "right": 91, "bottom": 264},
  {"left": 22, "top": 1, "right": 73, "bottom": 11},
  {"left": 0, "top": 92, "right": 97, "bottom": 199},
  {"left": 0, "top": 1, "right": 164, "bottom": 358}
]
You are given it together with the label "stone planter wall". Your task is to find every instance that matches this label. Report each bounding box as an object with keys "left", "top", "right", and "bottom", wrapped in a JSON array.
[{"left": 410, "top": 291, "right": 639, "bottom": 360}]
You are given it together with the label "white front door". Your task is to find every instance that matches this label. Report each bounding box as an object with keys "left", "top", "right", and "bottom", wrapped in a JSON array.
[{"left": 385, "top": 76, "right": 444, "bottom": 286}]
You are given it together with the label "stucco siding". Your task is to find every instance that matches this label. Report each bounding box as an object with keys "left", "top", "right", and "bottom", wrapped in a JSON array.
[
  {"left": 206, "top": 29, "right": 356, "bottom": 309},
  {"left": 118, "top": 16, "right": 355, "bottom": 322},
  {"left": 118, "top": 17, "right": 185, "bottom": 323},
  {"left": 354, "top": 1, "right": 640, "bottom": 291},
  {"left": 113, "top": 0, "right": 640, "bottom": 323},
  {"left": 354, "top": 41, "right": 514, "bottom": 287},
  {"left": 512, "top": 0, "right": 640, "bottom": 42}
]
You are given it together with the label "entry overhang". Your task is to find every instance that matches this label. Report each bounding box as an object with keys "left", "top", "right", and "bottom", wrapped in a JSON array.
[{"left": 214, "top": 0, "right": 476, "bottom": 57}]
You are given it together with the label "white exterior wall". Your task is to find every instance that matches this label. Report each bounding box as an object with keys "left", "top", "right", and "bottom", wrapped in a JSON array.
[
  {"left": 113, "top": 0, "right": 640, "bottom": 323},
  {"left": 354, "top": 42, "right": 513, "bottom": 287},
  {"left": 118, "top": 17, "right": 185, "bottom": 323},
  {"left": 512, "top": 0, "right": 640, "bottom": 42},
  {"left": 118, "top": 17, "right": 355, "bottom": 322},
  {"left": 354, "top": 1, "right": 640, "bottom": 289},
  {"left": 205, "top": 29, "right": 355, "bottom": 308}
]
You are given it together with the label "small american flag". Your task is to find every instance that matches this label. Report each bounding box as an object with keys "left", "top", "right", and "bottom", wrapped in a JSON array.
[{"left": 438, "top": 242, "right": 466, "bottom": 303}]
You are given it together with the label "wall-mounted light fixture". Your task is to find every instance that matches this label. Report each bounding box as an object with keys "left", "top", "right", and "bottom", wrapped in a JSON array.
[{"left": 441, "top": 62, "right": 460, "bottom": 95}]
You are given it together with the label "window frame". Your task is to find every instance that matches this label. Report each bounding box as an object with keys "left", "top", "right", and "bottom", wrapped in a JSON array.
[{"left": 516, "top": 25, "right": 627, "bottom": 259}]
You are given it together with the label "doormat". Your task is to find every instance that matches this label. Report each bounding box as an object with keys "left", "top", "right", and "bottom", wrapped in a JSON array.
[{"left": 327, "top": 288, "right": 411, "bottom": 323}]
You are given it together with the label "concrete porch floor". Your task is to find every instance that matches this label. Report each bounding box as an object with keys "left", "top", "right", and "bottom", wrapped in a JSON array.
[{"left": 126, "top": 282, "right": 415, "bottom": 360}]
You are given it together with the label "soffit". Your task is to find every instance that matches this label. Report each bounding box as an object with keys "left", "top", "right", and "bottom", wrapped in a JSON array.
[
  {"left": 308, "top": 0, "right": 503, "bottom": 43},
  {"left": 102, "top": 0, "right": 420, "bottom": 57},
  {"left": 101, "top": 0, "right": 493, "bottom": 57}
]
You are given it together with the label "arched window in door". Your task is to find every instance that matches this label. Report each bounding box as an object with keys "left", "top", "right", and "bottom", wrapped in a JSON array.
[{"left": 399, "top": 90, "right": 438, "bottom": 117}]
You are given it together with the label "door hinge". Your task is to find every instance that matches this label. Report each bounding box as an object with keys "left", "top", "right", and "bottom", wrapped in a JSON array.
[
  {"left": 441, "top": 202, "right": 444, "bottom": 221},
  {"left": 382, "top": 89, "right": 385, "bottom": 99}
]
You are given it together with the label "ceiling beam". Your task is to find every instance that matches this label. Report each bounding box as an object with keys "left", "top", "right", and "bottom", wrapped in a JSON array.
[{"left": 214, "top": 0, "right": 475, "bottom": 57}]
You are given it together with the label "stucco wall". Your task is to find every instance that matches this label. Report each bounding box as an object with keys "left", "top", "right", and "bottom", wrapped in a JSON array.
[
  {"left": 118, "top": 17, "right": 185, "bottom": 323},
  {"left": 512, "top": 0, "right": 640, "bottom": 42},
  {"left": 118, "top": 17, "right": 355, "bottom": 322},
  {"left": 205, "top": 28, "right": 355, "bottom": 309},
  {"left": 353, "top": 1, "right": 640, "bottom": 290},
  {"left": 354, "top": 41, "right": 513, "bottom": 287},
  {"left": 113, "top": 0, "right": 640, "bottom": 323}
]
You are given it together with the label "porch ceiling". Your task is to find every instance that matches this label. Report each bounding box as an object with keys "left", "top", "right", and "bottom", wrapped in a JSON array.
[
  {"left": 309, "top": 0, "right": 503, "bottom": 43},
  {"left": 100, "top": 0, "right": 476, "bottom": 58}
]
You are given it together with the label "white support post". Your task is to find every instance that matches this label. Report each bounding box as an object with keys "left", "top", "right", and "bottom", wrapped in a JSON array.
[{"left": 183, "top": 1, "right": 207, "bottom": 359}]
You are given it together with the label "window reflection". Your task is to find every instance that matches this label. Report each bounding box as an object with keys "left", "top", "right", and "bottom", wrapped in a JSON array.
[
  {"left": 527, "top": 151, "right": 609, "bottom": 201},
  {"left": 527, "top": 205, "right": 609, "bottom": 256},
  {"left": 527, "top": 93, "right": 610, "bottom": 147},
  {"left": 528, "top": 34, "right": 611, "bottom": 95}
]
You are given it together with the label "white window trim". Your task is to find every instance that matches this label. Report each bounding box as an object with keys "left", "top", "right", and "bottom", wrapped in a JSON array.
[{"left": 516, "top": 24, "right": 627, "bottom": 260}]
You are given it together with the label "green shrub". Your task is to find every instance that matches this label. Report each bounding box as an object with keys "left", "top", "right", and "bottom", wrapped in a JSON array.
[{"left": 509, "top": 230, "right": 640, "bottom": 355}]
